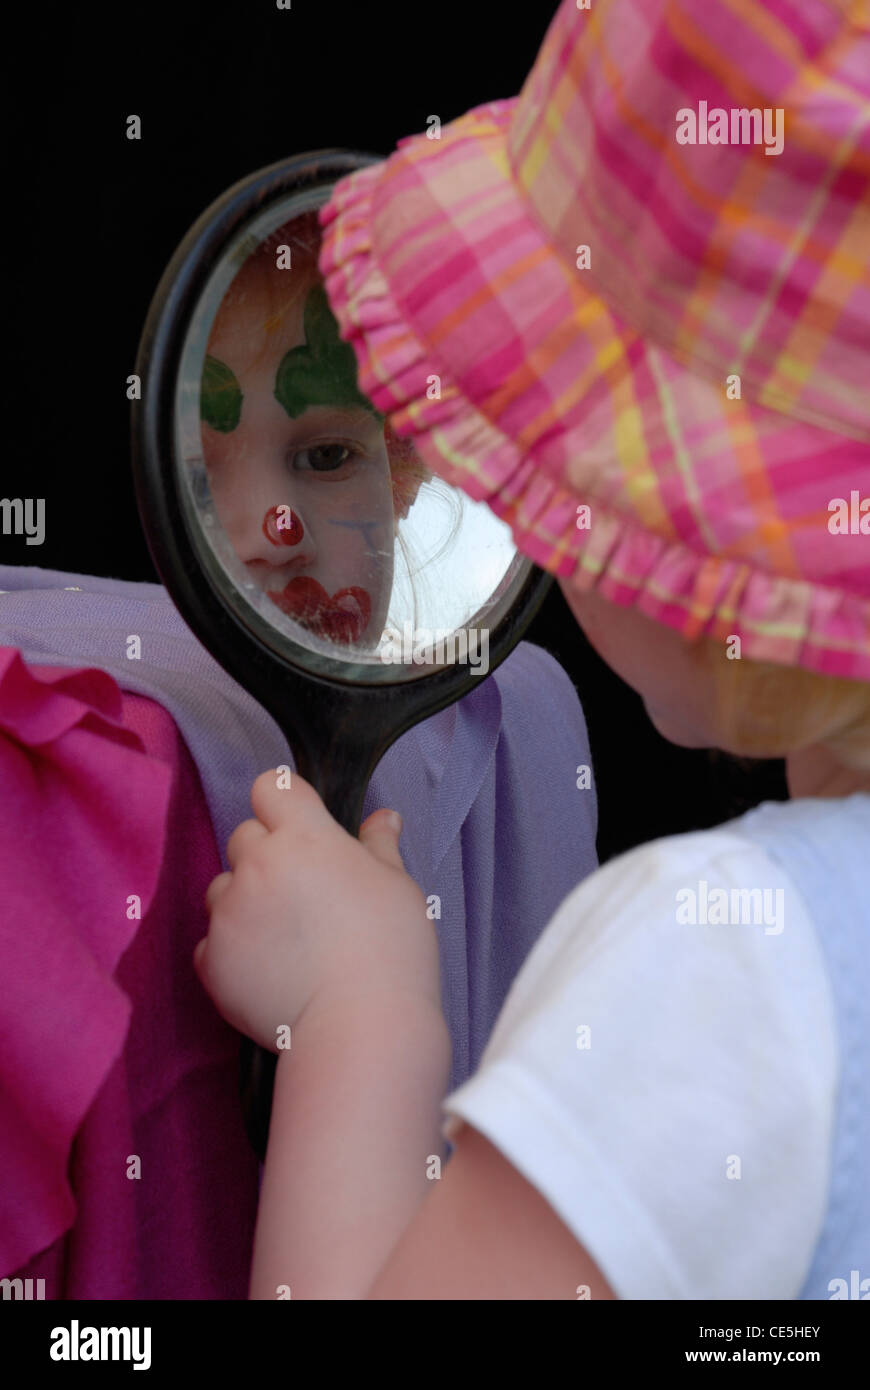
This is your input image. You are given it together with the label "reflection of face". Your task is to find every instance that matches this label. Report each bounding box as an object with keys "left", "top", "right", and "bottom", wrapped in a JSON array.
[{"left": 201, "top": 258, "right": 395, "bottom": 648}]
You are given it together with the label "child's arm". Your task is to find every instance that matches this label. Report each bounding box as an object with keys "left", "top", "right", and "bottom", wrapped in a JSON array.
[
  {"left": 193, "top": 769, "right": 451, "bottom": 1298},
  {"left": 250, "top": 992, "right": 450, "bottom": 1300},
  {"left": 196, "top": 769, "right": 615, "bottom": 1300}
]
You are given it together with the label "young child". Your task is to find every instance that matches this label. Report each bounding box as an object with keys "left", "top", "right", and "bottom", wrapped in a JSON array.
[
  {"left": 0, "top": 233, "right": 598, "bottom": 1295},
  {"left": 195, "top": 0, "right": 870, "bottom": 1298}
]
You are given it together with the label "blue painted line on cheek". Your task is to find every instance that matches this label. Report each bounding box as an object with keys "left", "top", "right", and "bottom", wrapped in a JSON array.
[{"left": 327, "top": 517, "right": 389, "bottom": 552}]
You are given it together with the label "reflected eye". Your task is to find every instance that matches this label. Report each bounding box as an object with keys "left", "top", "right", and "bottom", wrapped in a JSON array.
[{"left": 292, "top": 443, "right": 357, "bottom": 473}]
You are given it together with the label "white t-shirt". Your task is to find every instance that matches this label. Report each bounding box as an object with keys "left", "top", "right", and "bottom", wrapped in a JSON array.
[{"left": 441, "top": 826, "right": 838, "bottom": 1299}]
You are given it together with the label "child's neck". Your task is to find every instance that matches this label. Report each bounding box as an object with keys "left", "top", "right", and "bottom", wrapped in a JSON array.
[{"left": 786, "top": 744, "right": 870, "bottom": 800}]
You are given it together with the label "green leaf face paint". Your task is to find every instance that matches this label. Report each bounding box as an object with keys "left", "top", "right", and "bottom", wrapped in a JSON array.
[
  {"left": 201, "top": 355, "right": 243, "bottom": 432},
  {"left": 274, "top": 283, "right": 383, "bottom": 423}
]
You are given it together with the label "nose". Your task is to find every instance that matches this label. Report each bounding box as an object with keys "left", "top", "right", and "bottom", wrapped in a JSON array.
[
  {"left": 263, "top": 505, "right": 304, "bottom": 546},
  {"left": 238, "top": 502, "right": 315, "bottom": 580}
]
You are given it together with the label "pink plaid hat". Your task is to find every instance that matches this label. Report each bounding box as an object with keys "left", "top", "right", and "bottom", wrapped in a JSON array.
[{"left": 319, "top": 0, "right": 870, "bottom": 682}]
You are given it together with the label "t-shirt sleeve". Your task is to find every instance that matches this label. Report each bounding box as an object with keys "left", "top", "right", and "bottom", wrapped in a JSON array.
[{"left": 441, "top": 828, "right": 838, "bottom": 1299}]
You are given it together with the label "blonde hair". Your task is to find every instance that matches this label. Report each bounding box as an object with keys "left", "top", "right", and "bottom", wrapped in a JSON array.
[{"left": 702, "top": 640, "right": 870, "bottom": 773}]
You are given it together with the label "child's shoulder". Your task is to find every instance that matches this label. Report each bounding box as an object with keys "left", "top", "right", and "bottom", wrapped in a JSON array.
[
  {"left": 490, "top": 813, "right": 838, "bottom": 1012},
  {"left": 444, "top": 807, "right": 848, "bottom": 1298}
]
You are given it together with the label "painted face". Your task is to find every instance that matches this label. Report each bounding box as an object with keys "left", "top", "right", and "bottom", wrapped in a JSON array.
[{"left": 200, "top": 260, "right": 395, "bottom": 649}]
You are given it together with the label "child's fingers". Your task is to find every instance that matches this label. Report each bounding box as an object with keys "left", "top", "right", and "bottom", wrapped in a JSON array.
[
  {"left": 250, "top": 767, "right": 337, "bottom": 836},
  {"left": 204, "top": 871, "right": 233, "bottom": 912},
  {"left": 225, "top": 817, "right": 268, "bottom": 869},
  {"left": 358, "top": 808, "right": 405, "bottom": 871},
  {"left": 192, "top": 936, "right": 223, "bottom": 1008}
]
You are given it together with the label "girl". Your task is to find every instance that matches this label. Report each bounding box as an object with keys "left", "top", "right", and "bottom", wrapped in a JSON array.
[
  {"left": 0, "top": 250, "right": 597, "bottom": 1296},
  {"left": 195, "top": 0, "right": 870, "bottom": 1298}
]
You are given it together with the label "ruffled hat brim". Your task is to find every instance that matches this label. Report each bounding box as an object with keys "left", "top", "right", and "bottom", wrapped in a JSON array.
[{"left": 319, "top": 99, "right": 870, "bottom": 682}]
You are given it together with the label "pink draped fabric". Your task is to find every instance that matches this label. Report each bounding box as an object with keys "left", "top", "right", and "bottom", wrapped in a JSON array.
[{"left": 0, "top": 650, "right": 259, "bottom": 1298}]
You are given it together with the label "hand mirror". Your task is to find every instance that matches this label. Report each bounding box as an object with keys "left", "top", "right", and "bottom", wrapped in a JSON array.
[{"left": 131, "top": 150, "right": 552, "bottom": 1160}]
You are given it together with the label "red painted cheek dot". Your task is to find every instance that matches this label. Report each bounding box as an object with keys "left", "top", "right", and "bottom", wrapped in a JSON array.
[{"left": 263, "top": 506, "right": 304, "bottom": 546}]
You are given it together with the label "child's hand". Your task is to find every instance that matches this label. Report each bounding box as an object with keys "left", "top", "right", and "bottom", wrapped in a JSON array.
[{"left": 193, "top": 770, "right": 439, "bottom": 1052}]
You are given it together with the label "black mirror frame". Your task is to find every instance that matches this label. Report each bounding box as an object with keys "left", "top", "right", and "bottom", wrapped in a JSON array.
[{"left": 130, "top": 149, "right": 553, "bottom": 1161}]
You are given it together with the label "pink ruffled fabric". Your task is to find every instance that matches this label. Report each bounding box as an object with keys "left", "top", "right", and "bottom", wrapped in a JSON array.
[
  {"left": 0, "top": 649, "right": 171, "bottom": 1278},
  {"left": 0, "top": 649, "right": 259, "bottom": 1297},
  {"left": 318, "top": 118, "right": 870, "bottom": 683}
]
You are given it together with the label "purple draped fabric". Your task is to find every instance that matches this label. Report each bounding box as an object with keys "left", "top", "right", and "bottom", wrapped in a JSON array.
[{"left": 0, "top": 563, "right": 597, "bottom": 1089}]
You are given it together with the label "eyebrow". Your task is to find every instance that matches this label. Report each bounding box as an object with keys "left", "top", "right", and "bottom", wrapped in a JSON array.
[
  {"left": 294, "top": 404, "right": 381, "bottom": 427},
  {"left": 302, "top": 403, "right": 373, "bottom": 418}
]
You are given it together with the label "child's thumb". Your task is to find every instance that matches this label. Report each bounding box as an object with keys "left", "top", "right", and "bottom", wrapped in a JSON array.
[{"left": 359, "top": 808, "right": 404, "bottom": 870}]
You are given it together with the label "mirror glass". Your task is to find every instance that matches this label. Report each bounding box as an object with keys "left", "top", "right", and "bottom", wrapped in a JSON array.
[{"left": 174, "top": 187, "right": 529, "bottom": 683}]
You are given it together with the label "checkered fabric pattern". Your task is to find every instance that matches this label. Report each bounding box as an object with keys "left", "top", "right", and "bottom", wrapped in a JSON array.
[{"left": 320, "top": 0, "right": 870, "bottom": 680}]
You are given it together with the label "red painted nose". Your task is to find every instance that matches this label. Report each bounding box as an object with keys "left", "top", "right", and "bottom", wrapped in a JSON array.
[{"left": 263, "top": 506, "right": 304, "bottom": 546}]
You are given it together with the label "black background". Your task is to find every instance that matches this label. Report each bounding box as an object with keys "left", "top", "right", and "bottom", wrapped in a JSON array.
[{"left": 7, "top": 0, "right": 786, "bottom": 860}]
